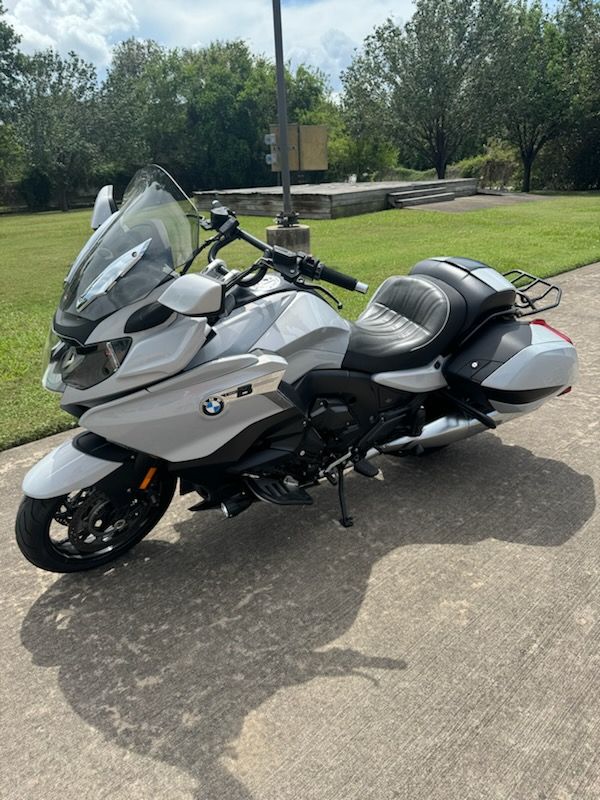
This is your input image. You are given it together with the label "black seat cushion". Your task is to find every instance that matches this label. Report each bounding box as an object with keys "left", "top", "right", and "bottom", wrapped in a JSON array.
[{"left": 343, "top": 275, "right": 466, "bottom": 373}]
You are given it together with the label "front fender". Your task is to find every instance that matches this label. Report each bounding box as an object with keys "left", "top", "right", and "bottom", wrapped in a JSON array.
[{"left": 22, "top": 437, "right": 123, "bottom": 500}]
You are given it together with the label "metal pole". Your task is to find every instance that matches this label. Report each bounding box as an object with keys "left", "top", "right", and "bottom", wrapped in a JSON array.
[{"left": 272, "top": 0, "right": 294, "bottom": 226}]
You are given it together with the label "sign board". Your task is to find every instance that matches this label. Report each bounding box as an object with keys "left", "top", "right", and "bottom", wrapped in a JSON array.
[
  {"left": 269, "top": 124, "right": 328, "bottom": 172},
  {"left": 298, "top": 125, "right": 328, "bottom": 171}
]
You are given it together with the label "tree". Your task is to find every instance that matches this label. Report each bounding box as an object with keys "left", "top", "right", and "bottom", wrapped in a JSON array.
[
  {"left": 491, "top": 2, "right": 570, "bottom": 191},
  {"left": 340, "top": 36, "right": 396, "bottom": 177},
  {"left": 553, "top": 0, "right": 600, "bottom": 188},
  {"left": 98, "top": 39, "right": 162, "bottom": 178},
  {"left": 15, "top": 50, "right": 99, "bottom": 210},
  {"left": 181, "top": 43, "right": 330, "bottom": 190},
  {"left": 0, "top": 0, "right": 21, "bottom": 119},
  {"left": 182, "top": 41, "right": 265, "bottom": 189},
  {"left": 0, "top": 122, "right": 22, "bottom": 186},
  {"left": 96, "top": 39, "right": 330, "bottom": 193},
  {"left": 98, "top": 39, "right": 189, "bottom": 189},
  {"left": 0, "top": 3, "right": 22, "bottom": 187},
  {"left": 343, "top": 1, "right": 484, "bottom": 179}
]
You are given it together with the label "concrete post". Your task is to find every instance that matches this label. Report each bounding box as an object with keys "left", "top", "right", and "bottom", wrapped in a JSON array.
[{"left": 266, "top": 224, "right": 311, "bottom": 253}]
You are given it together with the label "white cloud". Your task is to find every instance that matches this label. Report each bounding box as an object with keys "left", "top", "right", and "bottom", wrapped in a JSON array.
[
  {"left": 5, "top": 0, "right": 413, "bottom": 85},
  {"left": 6, "top": 0, "right": 138, "bottom": 67}
]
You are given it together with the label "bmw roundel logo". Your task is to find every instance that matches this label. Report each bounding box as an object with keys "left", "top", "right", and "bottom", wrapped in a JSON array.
[{"left": 202, "top": 397, "right": 225, "bottom": 416}]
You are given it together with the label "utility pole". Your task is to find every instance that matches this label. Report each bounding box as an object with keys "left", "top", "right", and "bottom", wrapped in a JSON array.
[
  {"left": 267, "top": 0, "right": 310, "bottom": 250},
  {"left": 272, "top": 0, "right": 295, "bottom": 227}
]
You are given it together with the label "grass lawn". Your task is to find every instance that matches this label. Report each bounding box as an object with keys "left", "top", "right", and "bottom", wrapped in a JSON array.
[{"left": 1, "top": 193, "right": 599, "bottom": 451}]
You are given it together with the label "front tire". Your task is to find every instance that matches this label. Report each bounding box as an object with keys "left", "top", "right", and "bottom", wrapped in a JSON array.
[{"left": 15, "top": 473, "right": 176, "bottom": 573}]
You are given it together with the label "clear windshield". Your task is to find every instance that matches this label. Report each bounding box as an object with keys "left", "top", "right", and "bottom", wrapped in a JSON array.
[{"left": 59, "top": 165, "right": 199, "bottom": 320}]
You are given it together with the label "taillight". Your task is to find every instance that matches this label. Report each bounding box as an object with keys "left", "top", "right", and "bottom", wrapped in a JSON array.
[
  {"left": 558, "top": 386, "right": 572, "bottom": 396},
  {"left": 531, "top": 318, "right": 573, "bottom": 344}
]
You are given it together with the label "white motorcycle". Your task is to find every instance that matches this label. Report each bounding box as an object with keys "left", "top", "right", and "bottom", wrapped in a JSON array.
[{"left": 16, "top": 165, "right": 578, "bottom": 572}]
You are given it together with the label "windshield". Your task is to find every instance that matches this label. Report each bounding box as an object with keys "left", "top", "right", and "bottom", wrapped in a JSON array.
[{"left": 60, "top": 165, "right": 200, "bottom": 320}]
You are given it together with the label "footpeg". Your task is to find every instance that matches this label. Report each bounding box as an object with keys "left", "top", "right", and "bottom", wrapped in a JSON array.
[
  {"left": 245, "top": 476, "right": 313, "bottom": 506},
  {"left": 353, "top": 459, "right": 379, "bottom": 478}
]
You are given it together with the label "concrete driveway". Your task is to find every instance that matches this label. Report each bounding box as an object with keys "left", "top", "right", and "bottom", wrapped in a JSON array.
[
  {"left": 407, "top": 192, "right": 548, "bottom": 213},
  {"left": 1, "top": 264, "right": 599, "bottom": 800}
]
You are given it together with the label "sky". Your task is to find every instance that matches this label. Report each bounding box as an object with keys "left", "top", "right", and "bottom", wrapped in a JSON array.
[{"left": 5, "top": 0, "right": 414, "bottom": 89}]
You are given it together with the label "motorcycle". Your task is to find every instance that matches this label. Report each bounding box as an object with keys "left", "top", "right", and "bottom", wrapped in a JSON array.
[{"left": 16, "top": 165, "right": 578, "bottom": 573}]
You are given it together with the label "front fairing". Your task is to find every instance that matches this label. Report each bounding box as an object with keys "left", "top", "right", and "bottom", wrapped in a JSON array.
[
  {"left": 45, "top": 166, "right": 205, "bottom": 401},
  {"left": 47, "top": 284, "right": 211, "bottom": 408},
  {"left": 59, "top": 165, "right": 200, "bottom": 328}
]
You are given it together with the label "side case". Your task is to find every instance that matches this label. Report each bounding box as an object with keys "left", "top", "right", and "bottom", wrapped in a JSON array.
[{"left": 444, "top": 319, "right": 578, "bottom": 412}]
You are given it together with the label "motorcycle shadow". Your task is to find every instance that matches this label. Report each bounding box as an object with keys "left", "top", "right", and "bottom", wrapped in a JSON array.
[{"left": 20, "top": 435, "right": 595, "bottom": 799}]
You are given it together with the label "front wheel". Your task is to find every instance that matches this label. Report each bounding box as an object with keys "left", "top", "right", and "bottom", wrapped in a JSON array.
[{"left": 15, "top": 471, "right": 176, "bottom": 573}]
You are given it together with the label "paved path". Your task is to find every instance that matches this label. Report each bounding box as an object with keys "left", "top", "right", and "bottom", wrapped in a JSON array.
[
  {"left": 408, "top": 192, "right": 548, "bottom": 212},
  {"left": 1, "top": 265, "right": 599, "bottom": 800}
]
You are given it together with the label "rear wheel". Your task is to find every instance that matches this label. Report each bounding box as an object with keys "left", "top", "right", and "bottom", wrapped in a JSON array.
[{"left": 15, "top": 471, "right": 176, "bottom": 573}]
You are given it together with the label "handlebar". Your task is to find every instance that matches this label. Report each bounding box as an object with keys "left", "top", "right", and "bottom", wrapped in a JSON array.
[{"left": 206, "top": 203, "right": 368, "bottom": 294}]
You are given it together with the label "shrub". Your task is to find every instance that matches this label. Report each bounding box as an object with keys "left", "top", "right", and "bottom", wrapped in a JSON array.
[
  {"left": 451, "top": 140, "right": 520, "bottom": 188},
  {"left": 448, "top": 154, "right": 487, "bottom": 179},
  {"left": 375, "top": 165, "right": 437, "bottom": 181}
]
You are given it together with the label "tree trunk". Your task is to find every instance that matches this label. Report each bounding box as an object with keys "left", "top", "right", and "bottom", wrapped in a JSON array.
[
  {"left": 521, "top": 155, "right": 534, "bottom": 193},
  {"left": 435, "top": 157, "right": 447, "bottom": 179},
  {"left": 58, "top": 184, "right": 69, "bottom": 212}
]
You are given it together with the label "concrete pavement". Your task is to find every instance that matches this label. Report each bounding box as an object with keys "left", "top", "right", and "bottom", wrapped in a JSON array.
[
  {"left": 1, "top": 264, "right": 599, "bottom": 800},
  {"left": 407, "top": 192, "right": 548, "bottom": 213}
]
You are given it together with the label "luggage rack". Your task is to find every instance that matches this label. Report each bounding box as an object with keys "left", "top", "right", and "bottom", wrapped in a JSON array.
[{"left": 503, "top": 269, "right": 562, "bottom": 316}]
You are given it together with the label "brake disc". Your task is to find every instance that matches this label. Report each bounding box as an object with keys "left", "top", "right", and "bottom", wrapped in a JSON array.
[
  {"left": 67, "top": 490, "right": 146, "bottom": 553},
  {"left": 53, "top": 490, "right": 87, "bottom": 527}
]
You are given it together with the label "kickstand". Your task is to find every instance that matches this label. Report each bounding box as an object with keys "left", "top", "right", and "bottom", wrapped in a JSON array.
[{"left": 337, "top": 465, "right": 354, "bottom": 528}]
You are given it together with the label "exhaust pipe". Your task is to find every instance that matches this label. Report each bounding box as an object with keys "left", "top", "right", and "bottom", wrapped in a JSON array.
[
  {"left": 374, "top": 411, "right": 508, "bottom": 455},
  {"left": 221, "top": 494, "right": 252, "bottom": 518}
]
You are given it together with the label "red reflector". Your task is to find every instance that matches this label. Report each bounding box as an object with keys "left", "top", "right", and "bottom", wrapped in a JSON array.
[
  {"left": 558, "top": 386, "right": 572, "bottom": 396},
  {"left": 531, "top": 318, "right": 573, "bottom": 344}
]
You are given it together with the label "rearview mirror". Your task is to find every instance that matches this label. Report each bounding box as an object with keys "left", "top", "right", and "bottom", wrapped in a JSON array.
[
  {"left": 158, "top": 274, "right": 224, "bottom": 317},
  {"left": 91, "top": 185, "right": 117, "bottom": 231}
]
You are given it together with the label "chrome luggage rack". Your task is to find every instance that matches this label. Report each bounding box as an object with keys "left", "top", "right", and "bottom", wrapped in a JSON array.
[{"left": 503, "top": 269, "right": 562, "bottom": 316}]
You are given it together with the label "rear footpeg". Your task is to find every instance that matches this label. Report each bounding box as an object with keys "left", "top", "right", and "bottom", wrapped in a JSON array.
[{"left": 245, "top": 476, "right": 313, "bottom": 506}]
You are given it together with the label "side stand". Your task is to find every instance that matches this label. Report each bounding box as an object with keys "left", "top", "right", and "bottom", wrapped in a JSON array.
[{"left": 337, "top": 465, "right": 354, "bottom": 528}]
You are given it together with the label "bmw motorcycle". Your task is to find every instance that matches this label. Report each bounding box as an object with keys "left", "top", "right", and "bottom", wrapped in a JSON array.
[{"left": 16, "top": 165, "right": 578, "bottom": 573}]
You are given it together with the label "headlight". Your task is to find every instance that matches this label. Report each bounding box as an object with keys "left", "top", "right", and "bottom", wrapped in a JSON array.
[
  {"left": 42, "top": 328, "right": 68, "bottom": 392},
  {"left": 58, "top": 337, "right": 131, "bottom": 390}
]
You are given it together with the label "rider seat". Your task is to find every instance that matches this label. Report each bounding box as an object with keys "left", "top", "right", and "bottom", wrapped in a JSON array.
[{"left": 342, "top": 275, "right": 467, "bottom": 373}]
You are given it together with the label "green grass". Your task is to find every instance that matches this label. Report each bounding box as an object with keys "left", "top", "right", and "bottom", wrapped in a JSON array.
[{"left": 1, "top": 194, "right": 599, "bottom": 450}]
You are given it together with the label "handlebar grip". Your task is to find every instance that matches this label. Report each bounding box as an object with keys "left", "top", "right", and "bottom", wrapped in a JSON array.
[{"left": 318, "top": 264, "right": 368, "bottom": 293}]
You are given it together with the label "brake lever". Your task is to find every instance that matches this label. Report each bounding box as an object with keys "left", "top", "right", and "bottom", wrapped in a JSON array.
[{"left": 298, "top": 279, "right": 343, "bottom": 310}]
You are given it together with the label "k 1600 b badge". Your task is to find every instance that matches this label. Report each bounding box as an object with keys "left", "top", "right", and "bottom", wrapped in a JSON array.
[{"left": 202, "top": 397, "right": 225, "bottom": 416}]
